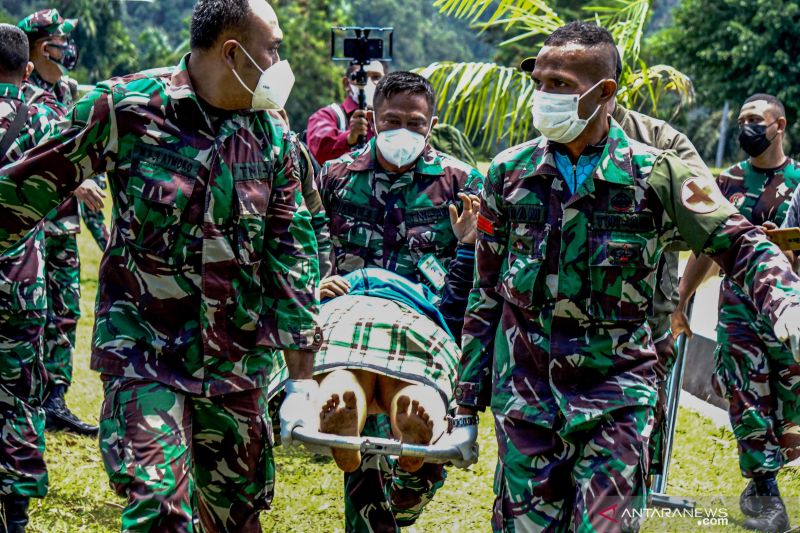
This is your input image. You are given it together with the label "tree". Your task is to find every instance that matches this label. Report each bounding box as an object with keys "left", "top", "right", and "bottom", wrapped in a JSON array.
[
  {"left": 419, "top": 0, "right": 693, "bottom": 149},
  {"left": 273, "top": 0, "right": 351, "bottom": 130},
  {"left": 649, "top": 0, "right": 800, "bottom": 155},
  {"left": 56, "top": 0, "right": 138, "bottom": 81}
]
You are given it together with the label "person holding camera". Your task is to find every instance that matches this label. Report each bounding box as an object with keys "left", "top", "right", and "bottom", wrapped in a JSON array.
[{"left": 306, "top": 60, "right": 385, "bottom": 165}]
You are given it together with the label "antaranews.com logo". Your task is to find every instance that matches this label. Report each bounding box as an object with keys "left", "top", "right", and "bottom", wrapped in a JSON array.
[{"left": 598, "top": 504, "right": 730, "bottom": 528}]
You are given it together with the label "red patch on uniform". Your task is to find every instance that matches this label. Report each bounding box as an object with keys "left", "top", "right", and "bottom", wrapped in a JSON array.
[{"left": 477, "top": 213, "right": 494, "bottom": 236}]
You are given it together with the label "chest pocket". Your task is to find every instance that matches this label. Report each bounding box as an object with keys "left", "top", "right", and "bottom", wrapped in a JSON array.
[
  {"left": 588, "top": 211, "right": 658, "bottom": 323},
  {"left": 405, "top": 205, "right": 454, "bottom": 263},
  {"left": 329, "top": 198, "right": 382, "bottom": 273},
  {"left": 498, "top": 205, "right": 549, "bottom": 311},
  {"left": 233, "top": 161, "right": 273, "bottom": 266},
  {"left": 125, "top": 143, "right": 199, "bottom": 259}
]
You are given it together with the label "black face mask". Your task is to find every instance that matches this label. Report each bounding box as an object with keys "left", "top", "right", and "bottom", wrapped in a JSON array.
[{"left": 738, "top": 121, "right": 777, "bottom": 157}]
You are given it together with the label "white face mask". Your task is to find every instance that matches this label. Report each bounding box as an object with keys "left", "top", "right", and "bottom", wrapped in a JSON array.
[
  {"left": 350, "top": 81, "right": 378, "bottom": 108},
  {"left": 531, "top": 79, "right": 606, "bottom": 144},
  {"left": 375, "top": 120, "right": 432, "bottom": 169},
  {"left": 231, "top": 44, "right": 295, "bottom": 111}
]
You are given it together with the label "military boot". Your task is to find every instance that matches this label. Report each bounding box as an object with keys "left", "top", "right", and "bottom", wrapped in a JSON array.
[
  {"left": 43, "top": 384, "right": 98, "bottom": 437},
  {"left": 743, "top": 496, "right": 790, "bottom": 532},
  {"left": 0, "top": 495, "right": 30, "bottom": 533},
  {"left": 740, "top": 480, "right": 761, "bottom": 517}
]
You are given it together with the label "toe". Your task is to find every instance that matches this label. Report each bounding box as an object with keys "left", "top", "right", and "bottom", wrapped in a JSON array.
[
  {"left": 342, "top": 390, "right": 358, "bottom": 409},
  {"left": 396, "top": 395, "right": 411, "bottom": 413}
]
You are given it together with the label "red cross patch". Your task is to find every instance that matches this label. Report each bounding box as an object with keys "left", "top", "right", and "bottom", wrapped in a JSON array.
[{"left": 680, "top": 177, "right": 722, "bottom": 214}]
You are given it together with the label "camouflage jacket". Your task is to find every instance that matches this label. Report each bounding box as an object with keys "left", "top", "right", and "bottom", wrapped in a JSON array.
[
  {"left": 612, "top": 105, "right": 711, "bottom": 329},
  {"left": 457, "top": 119, "right": 800, "bottom": 426},
  {"left": 317, "top": 139, "right": 484, "bottom": 339},
  {"left": 0, "top": 83, "right": 52, "bottom": 311},
  {"left": 717, "top": 158, "right": 800, "bottom": 316},
  {"left": 0, "top": 57, "right": 322, "bottom": 396},
  {"left": 23, "top": 70, "right": 92, "bottom": 237}
]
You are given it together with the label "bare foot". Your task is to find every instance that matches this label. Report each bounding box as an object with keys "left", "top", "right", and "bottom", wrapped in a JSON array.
[
  {"left": 319, "top": 391, "right": 361, "bottom": 472},
  {"left": 394, "top": 395, "right": 434, "bottom": 473}
]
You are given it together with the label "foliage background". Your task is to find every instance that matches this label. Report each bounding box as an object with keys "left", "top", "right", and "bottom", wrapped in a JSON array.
[{"left": 2, "top": 0, "right": 798, "bottom": 164}]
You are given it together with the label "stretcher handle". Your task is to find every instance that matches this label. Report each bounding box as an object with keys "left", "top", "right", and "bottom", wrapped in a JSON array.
[{"left": 291, "top": 426, "right": 469, "bottom": 464}]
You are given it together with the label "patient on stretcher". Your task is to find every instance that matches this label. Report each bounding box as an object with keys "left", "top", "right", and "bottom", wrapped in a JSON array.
[{"left": 269, "top": 267, "right": 460, "bottom": 473}]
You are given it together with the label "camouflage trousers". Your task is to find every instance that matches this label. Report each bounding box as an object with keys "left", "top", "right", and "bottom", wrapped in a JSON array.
[
  {"left": 649, "top": 319, "right": 677, "bottom": 477},
  {"left": 713, "top": 302, "right": 800, "bottom": 478},
  {"left": 344, "top": 414, "right": 446, "bottom": 532},
  {"left": 44, "top": 233, "right": 81, "bottom": 388},
  {"left": 99, "top": 376, "right": 275, "bottom": 532},
  {"left": 492, "top": 406, "right": 654, "bottom": 532},
  {"left": 0, "top": 311, "right": 48, "bottom": 498}
]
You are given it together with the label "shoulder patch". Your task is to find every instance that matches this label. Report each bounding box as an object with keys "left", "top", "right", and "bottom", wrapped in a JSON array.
[
  {"left": 680, "top": 177, "right": 726, "bottom": 214},
  {"left": 728, "top": 192, "right": 745, "bottom": 209}
]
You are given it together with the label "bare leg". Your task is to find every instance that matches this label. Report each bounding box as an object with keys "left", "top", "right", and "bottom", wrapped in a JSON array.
[
  {"left": 376, "top": 375, "right": 448, "bottom": 473},
  {"left": 317, "top": 369, "right": 376, "bottom": 472}
]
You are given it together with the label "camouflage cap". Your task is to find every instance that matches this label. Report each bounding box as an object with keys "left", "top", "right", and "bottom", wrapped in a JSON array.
[{"left": 17, "top": 9, "right": 78, "bottom": 39}]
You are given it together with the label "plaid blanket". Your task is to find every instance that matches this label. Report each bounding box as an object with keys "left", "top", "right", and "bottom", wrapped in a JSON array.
[{"left": 267, "top": 294, "right": 461, "bottom": 406}]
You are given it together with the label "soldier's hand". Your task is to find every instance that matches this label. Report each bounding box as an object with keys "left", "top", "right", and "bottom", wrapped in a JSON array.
[
  {"left": 74, "top": 179, "right": 106, "bottom": 212},
  {"left": 346, "top": 109, "right": 369, "bottom": 146},
  {"left": 449, "top": 193, "right": 481, "bottom": 245},
  {"left": 670, "top": 307, "right": 693, "bottom": 339},
  {"left": 443, "top": 414, "right": 479, "bottom": 469},
  {"left": 279, "top": 379, "right": 319, "bottom": 447},
  {"left": 761, "top": 221, "right": 779, "bottom": 231},
  {"left": 320, "top": 275, "right": 351, "bottom": 300},
  {"left": 774, "top": 306, "right": 800, "bottom": 362}
]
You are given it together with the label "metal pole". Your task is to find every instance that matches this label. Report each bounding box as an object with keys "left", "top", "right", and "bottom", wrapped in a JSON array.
[
  {"left": 649, "top": 296, "right": 696, "bottom": 510},
  {"left": 715, "top": 101, "right": 730, "bottom": 169}
]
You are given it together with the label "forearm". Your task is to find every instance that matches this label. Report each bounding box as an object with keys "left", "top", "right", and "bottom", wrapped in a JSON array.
[
  {"left": 706, "top": 214, "right": 800, "bottom": 323},
  {"left": 438, "top": 244, "right": 475, "bottom": 343},
  {"left": 676, "top": 253, "right": 717, "bottom": 310},
  {"left": 284, "top": 349, "right": 315, "bottom": 380}
]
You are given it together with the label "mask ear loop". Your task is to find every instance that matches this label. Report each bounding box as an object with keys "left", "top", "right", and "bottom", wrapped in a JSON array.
[
  {"left": 231, "top": 43, "right": 265, "bottom": 97},
  {"left": 577, "top": 79, "right": 608, "bottom": 124}
]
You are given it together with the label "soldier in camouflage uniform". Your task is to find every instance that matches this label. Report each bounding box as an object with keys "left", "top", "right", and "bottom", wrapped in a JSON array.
[
  {"left": 316, "top": 71, "right": 484, "bottom": 532},
  {"left": 0, "top": 1, "right": 322, "bottom": 531},
  {"left": 522, "top": 49, "right": 710, "bottom": 479},
  {"left": 676, "top": 94, "right": 800, "bottom": 531},
  {"left": 455, "top": 23, "right": 800, "bottom": 532},
  {"left": 610, "top": 102, "right": 712, "bottom": 479},
  {"left": 0, "top": 23, "right": 56, "bottom": 533},
  {"left": 18, "top": 9, "right": 108, "bottom": 436}
]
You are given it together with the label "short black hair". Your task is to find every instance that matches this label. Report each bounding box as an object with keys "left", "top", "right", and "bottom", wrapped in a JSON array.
[
  {"left": 190, "top": 0, "right": 251, "bottom": 50},
  {"left": 373, "top": 71, "right": 436, "bottom": 114},
  {"left": 744, "top": 93, "right": 786, "bottom": 118},
  {"left": 544, "top": 21, "right": 618, "bottom": 80},
  {"left": 0, "top": 24, "right": 29, "bottom": 76}
]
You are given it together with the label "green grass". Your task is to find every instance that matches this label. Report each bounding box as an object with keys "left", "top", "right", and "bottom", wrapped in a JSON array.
[{"left": 25, "top": 220, "right": 800, "bottom": 532}]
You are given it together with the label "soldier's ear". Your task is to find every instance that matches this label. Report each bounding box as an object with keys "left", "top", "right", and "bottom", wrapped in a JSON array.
[
  {"left": 366, "top": 109, "right": 374, "bottom": 123},
  {"left": 24, "top": 61, "right": 34, "bottom": 81},
  {"left": 777, "top": 116, "right": 787, "bottom": 135},
  {"left": 221, "top": 39, "right": 240, "bottom": 71},
  {"left": 599, "top": 79, "right": 618, "bottom": 102}
]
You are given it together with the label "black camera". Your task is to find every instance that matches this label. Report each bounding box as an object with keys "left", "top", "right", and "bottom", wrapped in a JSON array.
[{"left": 331, "top": 27, "right": 394, "bottom": 148}]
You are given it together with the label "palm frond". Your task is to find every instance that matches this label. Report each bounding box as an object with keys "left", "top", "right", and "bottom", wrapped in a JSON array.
[
  {"left": 618, "top": 62, "right": 695, "bottom": 119},
  {"left": 434, "top": 0, "right": 564, "bottom": 36},
  {"left": 417, "top": 61, "right": 536, "bottom": 148},
  {"left": 584, "top": 0, "right": 650, "bottom": 63}
]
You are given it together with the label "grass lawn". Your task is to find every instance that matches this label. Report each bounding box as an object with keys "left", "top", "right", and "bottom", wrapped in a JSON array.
[{"left": 25, "top": 218, "right": 800, "bottom": 532}]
